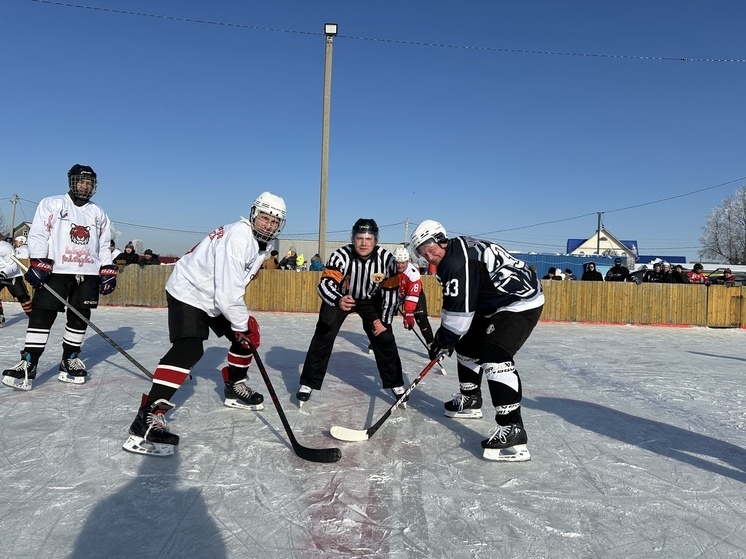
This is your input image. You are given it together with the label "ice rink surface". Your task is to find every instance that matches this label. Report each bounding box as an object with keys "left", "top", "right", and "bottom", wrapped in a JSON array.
[{"left": 1, "top": 303, "right": 745, "bottom": 559}]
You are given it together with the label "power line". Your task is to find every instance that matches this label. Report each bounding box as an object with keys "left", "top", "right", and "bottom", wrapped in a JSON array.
[{"left": 30, "top": 0, "right": 746, "bottom": 64}]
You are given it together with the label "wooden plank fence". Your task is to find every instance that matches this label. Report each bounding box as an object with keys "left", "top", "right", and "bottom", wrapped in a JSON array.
[{"left": 2, "top": 266, "right": 744, "bottom": 327}]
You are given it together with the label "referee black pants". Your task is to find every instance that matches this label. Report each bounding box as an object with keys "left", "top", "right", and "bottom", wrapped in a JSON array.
[{"left": 300, "top": 299, "right": 404, "bottom": 390}]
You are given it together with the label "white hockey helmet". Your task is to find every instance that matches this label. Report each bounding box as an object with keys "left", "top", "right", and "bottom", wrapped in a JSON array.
[
  {"left": 410, "top": 220, "right": 447, "bottom": 254},
  {"left": 249, "top": 191, "right": 287, "bottom": 243},
  {"left": 394, "top": 246, "right": 410, "bottom": 262},
  {"left": 14, "top": 235, "right": 27, "bottom": 245}
]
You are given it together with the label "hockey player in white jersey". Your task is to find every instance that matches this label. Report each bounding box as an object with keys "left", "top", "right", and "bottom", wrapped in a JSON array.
[
  {"left": 122, "top": 191, "right": 286, "bottom": 457},
  {"left": 0, "top": 240, "right": 33, "bottom": 326},
  {"left": 2, "top": 164, "right": 117, "bottom": 390},
  {"left": 411, "top": 220, "right": 544, "bottom": 462}
]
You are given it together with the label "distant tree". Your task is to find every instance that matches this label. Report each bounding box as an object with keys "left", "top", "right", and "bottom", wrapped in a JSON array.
[{"left": 700, "top": 186, "right": 746, "bottom": 264}]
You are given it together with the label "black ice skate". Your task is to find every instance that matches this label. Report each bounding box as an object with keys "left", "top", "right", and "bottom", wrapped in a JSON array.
[
  {"left": 444, "top": 393, "right": 483, "bottom": 419},
  {"left": 0, "top": 313, "right": 5, "bottom": 327},
  {"left": 2, "top": 352, "right": 37, "bottom": 391},
  {"left": 58, "top": 352, "right": 88, "bottom": 384},
  {"left": 391, "top": 386, "right": 409, "bottom": 409},
  {"left": 224, "top": 378, "right": 264, "bottom": 410},
  {"left": 481, "top": 423, "right": 530, "bottom": 462},
  {"left": 122, "top": 399, "right": 180, "bottom": 457},
  {"left": 296, "top": 385, "right": 313, "bottom": 406}
]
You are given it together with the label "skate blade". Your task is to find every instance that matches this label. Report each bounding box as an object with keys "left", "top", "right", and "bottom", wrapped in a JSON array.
[
  {"left": 483, "top": 444, "right": 531, "bottom": 462},
  {"left": 2, "top": 375, "right": 33, "bottom": 391},
  {"left": 444, "top": 409, "right": 483, "bottom": 419},
  {"left": 122, "top": 435, "right": 175, "bottom": 457},
  {"left": 57, "top": 372, "right": 87, "bottom": 384},
  {"left": 224, "top": 399, "right": 264, "bottom": 411}
]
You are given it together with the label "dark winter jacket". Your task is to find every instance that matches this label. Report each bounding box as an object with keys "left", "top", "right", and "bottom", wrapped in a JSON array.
[
  {"left": 138, "top": 250, "right": 161, "bottom": 266},
  {"left": 643, "top": 269, "right": 665, "bottom": 283},
  {"left": 580, "top": 263, "right": 603, "bottom": 281},
  {"left": 115, "top": 246, "right": 139, "bottom": 265},
  {"left": 605, "top": 264, "right": 633, "bottom": 282}
]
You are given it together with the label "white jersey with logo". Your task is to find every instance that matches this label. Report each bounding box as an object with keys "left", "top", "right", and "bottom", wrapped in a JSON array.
[
  {"left": 166, "top": 220, "right": 270, "bottom": 332},
  {"left": 28, "top": 193, "right": 113, "bottom": 275},
  {"left": 0, "top": 241, "right": 22, "bottom": 279}
]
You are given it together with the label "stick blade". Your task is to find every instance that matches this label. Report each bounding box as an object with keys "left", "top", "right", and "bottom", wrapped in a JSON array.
[
  {"left": 293, "top": 442, "right": 342, "bottom": 463},
  {"left": 330, "top": 425, "right": 371, "bottom": 442}
]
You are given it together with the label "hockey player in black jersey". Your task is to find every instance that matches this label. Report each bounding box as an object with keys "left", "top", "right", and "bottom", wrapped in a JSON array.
[
  {"left": 296, "top": 218, "right": 407, "bottom": 406},
  {"left": 411, "top": 220, "right": 544, "bottom": 461}
]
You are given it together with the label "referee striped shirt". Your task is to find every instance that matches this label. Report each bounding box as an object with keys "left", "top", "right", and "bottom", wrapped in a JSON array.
[{"left": 318, "top": 244, "right": 399, "bottom": 324}]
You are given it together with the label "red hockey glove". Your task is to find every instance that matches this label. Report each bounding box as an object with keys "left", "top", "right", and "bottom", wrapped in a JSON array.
[
  {"left": 25, "top": 258, "right": 53, "bottom": 289},
  {"left": 234, "top": 315, "right": 261, "bottom": 350},
  {"left": 99, "top": 265, "right": 118, "bottom": 295},
  {"left": 402, "top": 311, "right": 416, "bottom": 330}
]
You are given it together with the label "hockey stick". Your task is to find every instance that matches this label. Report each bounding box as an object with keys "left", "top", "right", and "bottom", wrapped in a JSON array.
[
  {"left": 330, "top": 352, "right": 445, "bottom": 442},
  {"left": 12, "top": 256, "right": 153, "bottom": 380},
  {"left": 412, "top": 329, "right": 447, "bottom": 375},
  {"left": 251, "top": 347, "right": 342, "bottom": 463}
]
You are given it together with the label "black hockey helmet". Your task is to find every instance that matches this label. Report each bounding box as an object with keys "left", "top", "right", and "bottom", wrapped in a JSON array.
[
  {"left": 351, "top": 218, "right": 379, "bottom": 241},
  {"left": 67, "top": 163, "right": 98, "bottom": 202}
]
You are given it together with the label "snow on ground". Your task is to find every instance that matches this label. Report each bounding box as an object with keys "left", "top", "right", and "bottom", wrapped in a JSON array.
[{"left": 1, "top": 303, "right": 746, "bottom": 558}]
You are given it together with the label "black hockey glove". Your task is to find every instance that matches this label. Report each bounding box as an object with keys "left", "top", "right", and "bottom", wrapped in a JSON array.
[
  {"left": 99, "top": 265, "right": 118, "bottom": 295},
  {"left": 25, "top": 258, "right": 53, "bottom": 289},
  {"left": 0, "top": 270, "right": 9, "bottom": 285},
  {"left": 428, "top": 342, "right": 454, "bottom": 360}
]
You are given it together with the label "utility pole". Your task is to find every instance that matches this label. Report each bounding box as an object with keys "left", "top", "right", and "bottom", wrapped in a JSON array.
[
  {"left": 404, "top": 218, "right": 409, "bottom": 246},
  {"left": 318, "top": 23, "right": 338, "bottom": 261},
  {"left": 596, "top": 212, "right": 602, "bottom": 255},
  {"left": 9, "top": 194, "right": 18, "bottom": 238}
]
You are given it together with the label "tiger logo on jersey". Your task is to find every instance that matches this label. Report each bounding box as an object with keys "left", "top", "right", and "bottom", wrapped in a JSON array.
[
  {"left": 70, "top": 224, "right": 91, "bottom": 245},
  {"left": 371, "top": 272, "right": 385, "bottom": 284}
]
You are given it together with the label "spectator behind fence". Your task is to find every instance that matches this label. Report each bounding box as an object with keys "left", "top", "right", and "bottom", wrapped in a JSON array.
[
  {"left": 643, "top": 262, "right": 665, "bottom": 283},
  {"left": 564, "top": 268, "right": 576, "bottom": 281},
  {"left": 279, "top": 246, "right": 297, "bottom": 270},
  {"left": 138, "top": 249, "right": 161, "bottom": 267},
  {"left": 714, "top": 268, "right": 737, "bottom": 286},
  {"left": 605, "top": 258, "right": 636, "bottom": 282},
  {"left": 580, "top": 262, "right": 603, "bottom": 281},
  {"left": 542, "top": 267, "right": 562, "bottom": 280},
  {"left": 309, "top": 253, "right": 324, "bottom": 271},
  {"left": 671, "top": 265, "right": 690, "bottom": 284},
  {"left": 115, "top": 242, "right": 139, "bottom": 266},
  {"left": 687, "top": 263, "right": 710, "bottom": 285},
  {"left": 261, "top": 250, "right": 279, "bottom": 269}
]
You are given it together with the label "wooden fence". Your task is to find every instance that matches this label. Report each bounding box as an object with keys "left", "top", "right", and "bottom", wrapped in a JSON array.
[{"left": 3, "top": 266, "right": 745, "bottom": 327}]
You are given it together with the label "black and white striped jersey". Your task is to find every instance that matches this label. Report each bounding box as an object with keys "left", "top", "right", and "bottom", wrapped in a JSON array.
[
  {"left": 318, "top": 244, "right": 399, "bottom": 324},
  {"left": 436, "top": 236, "right": 544, "bottom": 346}
]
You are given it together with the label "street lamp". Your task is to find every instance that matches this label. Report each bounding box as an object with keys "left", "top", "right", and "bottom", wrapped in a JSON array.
[{"left": 318, "top": 23, "right": 338, "bottom": 260}]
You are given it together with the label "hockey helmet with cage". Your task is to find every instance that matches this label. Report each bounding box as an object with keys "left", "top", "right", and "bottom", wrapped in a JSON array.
[
  {"left": 410, "top": 220, "right": 447, "bottom": 255},
  {"left": 67, "top": 164, "right": 98, "bottom": 202},
  {"left": 14, "top": 235, "right": 27, "bottom": 245},
  {"left": 351, "top": 218, "right": 379, "bottom": 241},
  {"left": 249, "top": 191, "right": 287, "bottom": 243},
  {"left": 394, "top": 246, "right": 410, "bottom": 262}
]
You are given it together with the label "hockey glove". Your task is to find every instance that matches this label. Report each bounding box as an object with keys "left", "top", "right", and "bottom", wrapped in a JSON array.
[
  {"left": 402, "top": 311, "right": 416, "bottom": 330},
  {"left": 99, "top": 265, "right": 118, "bottom": 295},
  {"left": 428, "top": 330, "right": 455, "bottom": 360},
  {"left": 0, "top": 270, "right": 9, "bottom": 285},
  {"left": 234, "top": 315, "right": 261, "bottom": 350},
  {"left": 25, "top": 258, "right": 54, "bottom": 289}
]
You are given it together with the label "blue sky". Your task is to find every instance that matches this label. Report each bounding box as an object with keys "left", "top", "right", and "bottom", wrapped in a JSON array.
[{"left": 2, "top": 1, "right": 745, "bottom": 260}]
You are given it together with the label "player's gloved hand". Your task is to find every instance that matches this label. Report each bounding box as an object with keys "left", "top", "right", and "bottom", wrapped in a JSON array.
[
  {"left": 25, "top": 258, "right": 53, "bottom": 289},
  {"left": 428, "top": 342, "right": 454, "bottom": 360},
  {"left": 99, "top": 265, "right": 118, "bottom": 295},
  {"left": 402, "top": 311, "right": 416, "bottom": 330},
  {"left": 234, "top": 315, "right": 261, "bottom": 350},
  {"left": 0, "top": 270, "right": 8, "bottom": 284}
]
